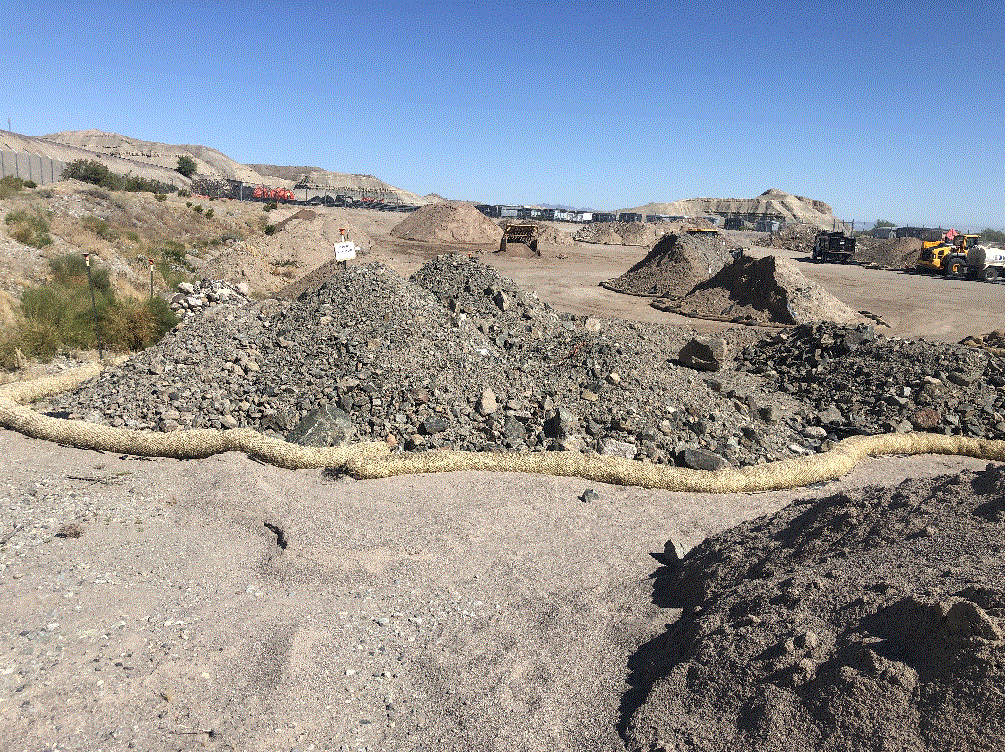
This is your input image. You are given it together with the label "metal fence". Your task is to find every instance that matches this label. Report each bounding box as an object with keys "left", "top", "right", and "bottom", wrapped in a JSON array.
[{"left": 0, "top": 150, "right": 66, "bottom": 185}]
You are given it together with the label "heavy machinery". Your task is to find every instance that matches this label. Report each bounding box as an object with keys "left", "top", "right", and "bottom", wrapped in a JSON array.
[
  {"left": 966, "top": 245, "right": 1005, "bottom": 282},
  {"left": 812, "top": 230, "right": 856, "bottom": 263},
  {"left": 498, "top": 223, "right": 540, "bottom": 255},
  {"left": 916, "top": 231, "right": 981, "bottom": 276}
]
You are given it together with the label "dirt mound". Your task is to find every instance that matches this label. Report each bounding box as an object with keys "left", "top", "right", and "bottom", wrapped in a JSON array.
[
  {"left": 390, "top": 202, "right": 503, "bottom": 245},
  {"left": 626, "top": 465, "right": 1005, "bottom": 752},
  {"left": 762, "top": 223, "right": 820, "bottom": 252},
  {"left": 574, "top": 221, "right": 667, "bottom": 246},
  {"left": 603, "top": 231, "right": 735, "bottom": 298},
  {"left": 674, "top": 254, "right": 858, "bottom": 325},
  {"left": 499, "top": 219, "right": 573, "bottom": 246},
  {"left": 854, "top": 236, "right": 924, "bottom": 269}
]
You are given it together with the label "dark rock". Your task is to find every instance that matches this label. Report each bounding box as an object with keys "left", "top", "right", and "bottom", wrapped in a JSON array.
[{"left": 286, "top": 404, "right": 355, "bottom": 447}]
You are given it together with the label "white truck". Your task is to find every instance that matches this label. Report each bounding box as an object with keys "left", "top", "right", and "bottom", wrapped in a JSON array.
[{"left": 966, "top": 245, "right": 1005, "bottom": 282}]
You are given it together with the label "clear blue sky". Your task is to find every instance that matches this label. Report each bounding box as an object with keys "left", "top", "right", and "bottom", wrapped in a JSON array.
[{"left": 5, "top": 0, "right": 1003, "bottom": 228}]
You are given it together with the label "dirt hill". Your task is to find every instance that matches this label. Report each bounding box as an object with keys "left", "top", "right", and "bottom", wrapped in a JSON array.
[
  {"left": 390, "top": 202, "right": 503, "bottom": 245},
  {"left": 45, "top": 130, "right": 270, "bottom": 184},
  {"left": 624, "top": 189, "right": 839, "bottom": 229},
  {"left": 603, "top": 231, "right": 735, "bottom": 298}
]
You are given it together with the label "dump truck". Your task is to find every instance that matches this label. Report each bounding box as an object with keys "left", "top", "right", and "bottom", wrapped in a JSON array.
[
  {"left": 916, "top": 232, "right": 981, "bottom": 276},
  {"left": 966, "top": 245, "right": 1005, "bottom": 282},
  {"left": 498, "top": 223, "right": 540, "bottom": 255},
  {"left": 812, "top": 231, "right": 856, "bottom": 263}
]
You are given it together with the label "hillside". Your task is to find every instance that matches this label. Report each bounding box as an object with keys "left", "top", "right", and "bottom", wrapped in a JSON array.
[
  {"left": 45, "top": 130, "right": 272, "bottom": 184},
  {"left": 623, "top": 188, "right": 838, "bottom": 228},
  {"left": 248, "top": 164, "right": 428, "bottom": 205}
]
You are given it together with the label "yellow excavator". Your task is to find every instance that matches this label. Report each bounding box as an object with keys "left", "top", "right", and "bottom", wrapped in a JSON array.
[{"left": 916, "top": 231, "right": 981, "bottom": 277}]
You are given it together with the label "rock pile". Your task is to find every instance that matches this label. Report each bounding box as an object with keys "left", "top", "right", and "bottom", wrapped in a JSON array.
[
  {"left": 626, "top": 464, "right": 1005, "bottom": 752},
  {"left": 853, "top": 235, "right": 924, "bottom": 269},
  {"left": 390, "top": 202, "right": 503, "bottom": 245},
  {"left": 672, "top": 254, "right": 858, "bottom": 325},
  {"left": 762, "top": 223, "right": 820, "bottom": 252},
  {"left": 169, "top": 279, "right": 251, "bottom": 319},
  {"left": 736, "top": 321, "right": 1004, "bottom": 438},
  {"left": 43, "top": 258, "right": 822, "bottom": 468},
  {"left": 603, "top": 231, "right": 736, "bottom": 298}
]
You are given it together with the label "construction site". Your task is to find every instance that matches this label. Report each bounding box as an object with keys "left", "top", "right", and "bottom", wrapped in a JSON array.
[{"left": 2, "top": 128, "right": 1005, "bottom": 752}]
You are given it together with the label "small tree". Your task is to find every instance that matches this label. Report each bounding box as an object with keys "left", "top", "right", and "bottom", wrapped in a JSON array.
[
  {"left": 874, "top": 219, "right": 896, "bottom": 228},
  {"left": 176, "top": 155, "right": 197, "bottom": 178}
]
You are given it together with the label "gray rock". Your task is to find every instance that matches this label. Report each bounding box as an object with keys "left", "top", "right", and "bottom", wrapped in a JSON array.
[
  {"left": 477, "top": 388, "right": 498, "bottom": 416},
  {"left": 681, "top": 448, "right": 727, "bottom": 471},
  {"left": 679, "top": 337, "right": 729, "bottom": 372},
  {"left": 599, "top": 437, "right": 636, "bottom": 459},
  {"left": 420, "top": 415, "right": 448, "bottom": 435},
  {"left": 286, "top": 404, "right": 355, "bottom": 447}
]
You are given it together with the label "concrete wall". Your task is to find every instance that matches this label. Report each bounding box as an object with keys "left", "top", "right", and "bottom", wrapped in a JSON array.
[{"left": 0, "top": 151, "right": 66, "bottom": 185}]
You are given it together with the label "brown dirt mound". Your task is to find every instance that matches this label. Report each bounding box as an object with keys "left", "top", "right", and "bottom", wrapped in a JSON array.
[
  {"left": 390, "top": 201, "right": 503, "bottom": 244},
  {"left": 574, "top": 221, "right": 666, "bottom": 246},
  {"left": 854, "top": 236, "right": 924, "bottom": 269},
  {"left": 603, "top": 231, "right": 735, "bottom": 298},
  {"left": 626, "top": 465, "right": 1005, "bottom": 752},
  {"left": 763, "top": 223, "right": 820, "bottom": 253},
  {"left": 674, "top": 254, "right": 858, "bottom": 324},
  {"left": 499, "top": 219, "right": 573, "bottom": 246}
]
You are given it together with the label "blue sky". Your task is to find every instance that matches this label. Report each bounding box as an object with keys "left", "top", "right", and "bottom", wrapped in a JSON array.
[{"left": 5, "top": 0, "right": 1003, "bottom": 228}]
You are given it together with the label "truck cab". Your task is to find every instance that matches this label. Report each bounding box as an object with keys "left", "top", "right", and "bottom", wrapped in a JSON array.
[{"left": 916, "top": 233, "right": 980, "bottom": 276}]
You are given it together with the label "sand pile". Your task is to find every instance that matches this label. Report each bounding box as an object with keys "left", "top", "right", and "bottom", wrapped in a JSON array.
[
  {"left": 603, "top": 231, "right": 735, "bottom": 298},
  {"left": 672, "top": 254, "right": 858, "bottom": 325},
  {"left": 626, "top": 464, "right": 1005, "bottom": 752},
  {"left": 854, "top": 236, "right": 924, "bottom": 269},
  {"left": 390, "top": 202, "right": 503, "bottom": 244},
  {"left": 499, "top": 219, "right": 573, "bottom": 246},
  {"left": 574, "top": 221, "right": 666, "bottom": 246}
]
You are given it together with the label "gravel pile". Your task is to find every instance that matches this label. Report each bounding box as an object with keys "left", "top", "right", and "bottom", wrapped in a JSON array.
[
  {"left": 390, "top": 202, "right": 502, "bottom": 245},
  {"left": 736, "top": 321, "right": 1005, "bottom": 438},
  {"left": 626, "top": 464, "right": 1005, "bottom": 752},
  {"left": 673, "top": 254, "right": 859, "bottom": 325},
  {"left": 853, "top": 235, "right": 924, "bottom": 269},
  {"left": 43, "top": 257, "right": 822, "bottom": 468},
  {"left": 603, "top": 231, "right": 736, "bottom": 298}
]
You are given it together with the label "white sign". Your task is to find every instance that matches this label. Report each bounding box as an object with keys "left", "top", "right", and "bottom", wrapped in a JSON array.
[{"left": 334, "top": 241, "right": 358, "bottom": 261}]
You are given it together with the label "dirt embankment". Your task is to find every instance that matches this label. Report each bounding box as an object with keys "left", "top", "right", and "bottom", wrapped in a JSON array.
[{"left": 390, "top": 202, "right": 502, "bottom": 245}]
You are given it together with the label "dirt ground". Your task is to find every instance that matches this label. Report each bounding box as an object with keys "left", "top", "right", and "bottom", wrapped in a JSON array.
[{"left": 3, "top": 208, "right": 1002, "bottom": 752}]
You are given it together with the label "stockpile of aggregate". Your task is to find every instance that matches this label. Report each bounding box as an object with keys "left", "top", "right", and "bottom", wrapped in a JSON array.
[
  {"left": 762, "top": 222, "right": 819, "bottom": 252},
  {"left": 603, "top": 232, "right": 735, "bottom": 298},
  {"left": 42, "top": 257, "right": 822, "bottom": 468},
  {"left": 673, "top": 254, "right": 858, "bottom": 325},
  {"left": 626, "top": 464, "right": 1005, "bottom": 752},
  {"left": 574, "top": 221, "right": 666, "bottom": 246},
  {"left": 390, "top": 202, "right": 503, "bottom": 245},
  {"left": 736, "top": 321, "right": 1005, "bottom": 439},
  {"left": 853, "top": 235, "right": 924, "bottom": 269}
]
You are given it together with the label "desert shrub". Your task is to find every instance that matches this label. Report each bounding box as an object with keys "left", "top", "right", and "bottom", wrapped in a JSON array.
[
  {"left": 23, "top": 180, "right": 36, "bottom": 189},
  {"left": 185, "top": 201, "right": 192, "bottom": 208},
  {"left": 83, "top": 187, "right": 111, "bottom": 201},
  {"left": 35, "top": 187, "right": 55, "bottom": 198},
  {"left": 205, "top": 208, "right": 214, "bottom": 219},
  {"left": 155, "top": 193, "right": 167, "bottom": 202},
  {"left": 62, "top": 159, "right": 178, "bottom": 195},
  {"left": 193, "top": 204, "right": 203, "bottom": 214},
  {"left": 5, "top": 208, "right": 53, "bottom": 248},
  {"left": 125, "top": 230, "right": 140, "bottom": 243},
  {"left": 0, "top": 175, "right": 27, "bottom": 199},
  {"left": 176, "top": 155, "right": 197, "bottom": 178},
  {"left": 264, "top": 224, "right": 276, "bottom": 235},
  {"left": 81, "top": 215, "right": 119, "bottom": 242},
  {"left": 263, "top": 200, "right": 278, "bottom": 212},
  {"left": 178, "top": 189, "right": 191, "bottom": 198}
]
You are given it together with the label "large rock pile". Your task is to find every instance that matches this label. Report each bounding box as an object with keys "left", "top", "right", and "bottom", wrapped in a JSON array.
[
  {"left": 603, "top": 231, "right": 736, "bottom": 298},
  {"left": 169, "top": 279, "right": 250, "bottom": 319},
  {"left": 672, "top": 254, "right": 858, "bottom": 325},
  {"left": 736, "top": 321, "right": 1002, "bottom": 438},
  {"left": 626, "top": 464, "right": 1005, "bottom": 752},
  {"left": 390, "top": 202, "right": 503, "bottom": 245},
  {"left": 43, "top": 258, "right": 823, "bottom": 468}
]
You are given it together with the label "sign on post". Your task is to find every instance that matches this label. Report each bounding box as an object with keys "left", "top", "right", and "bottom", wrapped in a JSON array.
[{"left": 334, "top": 241, "right": 357, "bottom": 262}]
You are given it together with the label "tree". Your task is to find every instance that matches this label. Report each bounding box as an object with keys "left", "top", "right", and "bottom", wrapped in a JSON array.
[
  {"left": 176, "top": 155, "right": 197, "bottom": 178},
  {"left": 874, "top": 219, "right": 896, "bottom": 228},
  {"left": 981, "top": 228, "right": 1005, "bottom": 244}
]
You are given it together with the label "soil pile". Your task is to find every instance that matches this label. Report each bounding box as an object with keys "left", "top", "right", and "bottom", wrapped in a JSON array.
[
  {"left": 574, "top": 221, "right": 667, "bottom": 246},
  {"left": 674, "top": 254, "right": 858, "bottom": 325},
  {"left": 854, "top": 236, "right": 924, "bottom": 269},
  {"left": 763, "top": 223, "right": 820, "bottom": 253},
  {"left": 390, "top": 202, "right": 503, "bottom": 245},
  {"left": 626, "top": 464, "right": 1005, "bottom": 752},
  {"left": 737, "top": 321, "right": 1000, "bottom": 439},
  {"left": 499, "top": 219, "right": 573, "bottom": 246},
  {"left": 603, "top": 231, "right": 735, "bottom": 298}
]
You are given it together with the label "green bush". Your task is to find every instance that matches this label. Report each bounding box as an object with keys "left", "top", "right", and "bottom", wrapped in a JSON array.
[
  {"left": 176, "top": 155, "right": 197, "bottom": 178},
  {"left": 5, "top": 208, "right": 53, "bottom": 248},
  {"left": 263, "top": 201, "right": 278, "bottom": 212},
  {"left": 205, "top": 208, "right": 214, "bottom": 219},
  {"left": 36, "top": 187, "right": 55, "bottom": 198},
  {"left": 81, "top": 215, "right": 119, "bottom": 242},
  {"left": 178, "top": 189, "right": 191, "bottom": 198},
  {"left": 264, "top": 224, "right": 276, "bottom": 235},
  {"left": 193, "top": 204, "right": 203, "bottom": 214},
  {"left": 0, "top": 175, "right": 28, "bottom": 199},
  {"left": 981, "top": 228, "right": 1005, "bottom": 245},
  {"left": 62, "top": 159, "right": 178, "bottom": 195},
  {"left": 155, "top": 193, "right": 167, "bottom": 202}
]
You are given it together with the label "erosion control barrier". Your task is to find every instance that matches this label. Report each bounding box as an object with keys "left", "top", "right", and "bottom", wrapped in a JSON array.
[{"left": 4, "top": 363, "right": 1005, "bottom": 492}]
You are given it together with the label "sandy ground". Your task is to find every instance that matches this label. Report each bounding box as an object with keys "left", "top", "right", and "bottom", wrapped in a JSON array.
[{"left": 3, "top": 209, "right": 1001, "bottom": 751}]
